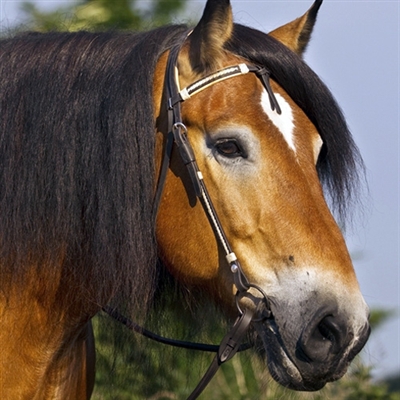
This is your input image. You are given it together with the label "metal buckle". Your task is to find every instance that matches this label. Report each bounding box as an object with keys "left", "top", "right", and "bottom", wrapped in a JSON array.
[{"left": 235, "top": 283, "right": 272, "bottom": 322}]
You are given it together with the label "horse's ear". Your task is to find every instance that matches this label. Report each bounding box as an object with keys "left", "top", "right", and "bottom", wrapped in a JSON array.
[
  {"left": 178, "top": 0, "right": 233, "bottom": 78},
  {"left": 269, "top": 0, "right": 323, "bottom": 57}
]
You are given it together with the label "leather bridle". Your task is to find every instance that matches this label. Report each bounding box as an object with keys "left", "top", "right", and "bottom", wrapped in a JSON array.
[{"left": 104, "top": 40, "right": 281, "bottom": 399}]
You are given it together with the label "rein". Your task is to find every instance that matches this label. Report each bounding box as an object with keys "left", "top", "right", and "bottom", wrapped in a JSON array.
[{"left": 104, "top": 41, "right": 280, "bottom": 399}]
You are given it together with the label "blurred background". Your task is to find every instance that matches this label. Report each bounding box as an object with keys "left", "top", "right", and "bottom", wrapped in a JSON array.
[{"left": 1, "top": 1, "right": 398, "bottom": 398}]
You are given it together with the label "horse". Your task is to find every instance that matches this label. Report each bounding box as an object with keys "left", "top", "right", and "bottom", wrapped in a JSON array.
[{"left": 0, "top": 0, "right": 370, "bottom": 398}]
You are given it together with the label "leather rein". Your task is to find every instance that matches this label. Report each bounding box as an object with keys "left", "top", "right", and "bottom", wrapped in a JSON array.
[{"left": 103, "top": 42, "right": 281, "bottom": 399}]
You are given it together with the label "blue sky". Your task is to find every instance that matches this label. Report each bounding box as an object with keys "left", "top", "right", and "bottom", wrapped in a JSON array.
[{"left": 1, "top": 0, "right": 399, "bottom": 380}]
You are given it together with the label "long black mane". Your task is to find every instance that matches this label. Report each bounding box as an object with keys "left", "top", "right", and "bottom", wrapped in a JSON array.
[
  {"left": 0, "top": 27, "right": 186, "bottom": 312},
  {"left": 0, "top": 23, "right": 362, "bottom": 312}
]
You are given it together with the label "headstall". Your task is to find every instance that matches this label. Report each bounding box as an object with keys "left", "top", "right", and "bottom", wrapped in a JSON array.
[{"left": 104, "top": 40, "right": 281, "bottom": 399}]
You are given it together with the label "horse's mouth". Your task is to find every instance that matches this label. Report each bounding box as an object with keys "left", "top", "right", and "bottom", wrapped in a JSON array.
[{"left": 254, "top": 319, "right": 328, "bottom": 391}]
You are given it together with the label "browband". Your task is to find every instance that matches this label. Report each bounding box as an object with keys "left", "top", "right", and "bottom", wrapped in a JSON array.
[{"left": 168, "top": 62, "right": 282, "bottom": 114}]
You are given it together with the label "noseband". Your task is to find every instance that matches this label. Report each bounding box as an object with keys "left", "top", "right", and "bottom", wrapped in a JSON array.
[{"left": 104, "top": 40, "right": 280, "bottom": 399}]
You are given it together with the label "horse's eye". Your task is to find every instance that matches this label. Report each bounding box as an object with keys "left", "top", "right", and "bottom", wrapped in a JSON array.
[{"left": 215, "top": 139, "right": 246, "bottom": 158}]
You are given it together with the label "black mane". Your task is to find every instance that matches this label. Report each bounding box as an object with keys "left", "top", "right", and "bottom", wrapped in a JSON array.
[{"left": 0, "top": 27, "right": 186, "bottom": 312}]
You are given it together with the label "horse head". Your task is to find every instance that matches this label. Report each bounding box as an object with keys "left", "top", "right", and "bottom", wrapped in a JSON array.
[{"left": 155, "top": 0, "right": 370, "bottom": 391}]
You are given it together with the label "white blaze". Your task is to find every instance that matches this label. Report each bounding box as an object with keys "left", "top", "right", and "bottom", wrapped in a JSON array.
[{"left": 261, "top": 90, "right": 296, "bottom": 152}]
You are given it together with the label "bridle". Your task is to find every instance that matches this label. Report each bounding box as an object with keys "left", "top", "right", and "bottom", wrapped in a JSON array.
[{"left": 104, "top": 39, "right": 281, "bottom": 399}]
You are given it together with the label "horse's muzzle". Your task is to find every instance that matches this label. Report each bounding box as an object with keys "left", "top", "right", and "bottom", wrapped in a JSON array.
[{"left": 254, "top": 303, "right": 371, "bottom": 391}]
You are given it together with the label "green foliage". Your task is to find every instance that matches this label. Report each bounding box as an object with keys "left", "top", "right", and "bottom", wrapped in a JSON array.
[
  {"left": 91, "top": 305, "right": 400, "bottom": 400},
  {"left": 18, "top": 0, "right": 188, "bottom": 32},
  {"left": 318, "top": 362, "right": 399, "bottom": 400},
  {"left": 369, "top": 308, "right": 397, "bottom": 331},
  {"left": 385, "top": 373, "right": 400, "bottom": 393}
]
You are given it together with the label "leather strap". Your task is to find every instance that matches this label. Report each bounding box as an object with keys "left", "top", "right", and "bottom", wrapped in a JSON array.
[
  {"left": 187, "top": 307, "right": 255, "bottom": 400},
  {"left": 102, "top": 306, "right": 252, "bottom": 353}
]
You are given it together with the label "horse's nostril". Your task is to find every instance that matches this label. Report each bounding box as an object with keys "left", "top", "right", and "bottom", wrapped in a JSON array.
[
  {"left": 317, "top": 315, "right": 346, "bottom": 354},
  {"left": 318, "top": 318, "right": 335, "bottom": 341},
  {"left": 299, "top": 313, "right": 348, "bottom": 363}
]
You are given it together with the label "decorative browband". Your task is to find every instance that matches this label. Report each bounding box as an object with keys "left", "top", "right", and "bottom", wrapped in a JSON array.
[{"left": 168, "top": 63, "right": 281, "bottom": 115}]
